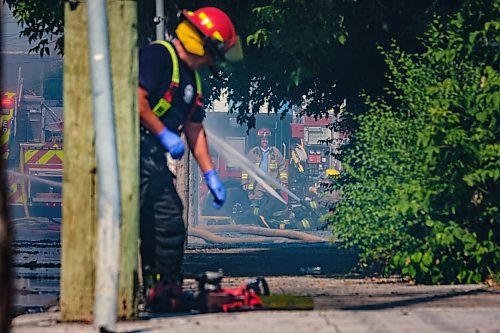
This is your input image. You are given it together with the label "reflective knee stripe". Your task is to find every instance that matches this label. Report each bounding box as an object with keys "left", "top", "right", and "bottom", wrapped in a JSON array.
[
  {"left": 301, "top": 218, "right": 311, "bottom": 229},
  {"left": 151, "top": 41, "right": 202, "bottom": 117},
  {"left": 310, "top": 200, "right": 318, "bottom": 209},
  {"left": 248, "top": 183, "right": 254, "bottom": 190}
]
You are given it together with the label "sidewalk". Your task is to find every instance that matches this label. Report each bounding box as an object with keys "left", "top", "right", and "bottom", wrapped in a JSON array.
[
  {"left": 11, "top": 241, "right": 500, "bottom": 332},
  {"left": 11, "top": 280, "right": 500, "bottom": 333},
  {"left": 11, "top": 306, "right": 500, "bottom": 333}
]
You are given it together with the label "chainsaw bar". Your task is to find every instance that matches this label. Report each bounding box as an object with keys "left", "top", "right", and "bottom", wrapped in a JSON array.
[{"left": 259, "top": 295, "right": 314, "bottom": 310}]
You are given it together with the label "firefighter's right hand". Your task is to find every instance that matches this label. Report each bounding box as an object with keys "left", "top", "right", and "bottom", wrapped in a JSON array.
[
  {"left": 157, "top": 128, "right": 184, "bottom": 160},
  {"left": 204, "top": 169, "right": 226, "bottom": 209}
]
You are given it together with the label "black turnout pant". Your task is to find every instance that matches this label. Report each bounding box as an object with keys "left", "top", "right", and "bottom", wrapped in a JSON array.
[{"left": 140, "top": 133, "right": 185, "bottom": 282}]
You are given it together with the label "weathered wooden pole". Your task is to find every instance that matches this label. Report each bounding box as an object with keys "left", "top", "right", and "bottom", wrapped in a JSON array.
[
  {"left": 188, "top": 154, "right": 199, "bottom": 228},
  {"left": 177, "top": 135, "right": 190, "bottom": 234},
  {"left": 61, "top": 0, "right": 138, "bottom": 322},
  {"left": 108, "top": 0, "right": 139, "bottom": 320},
  {"left": 61, "top": 1, "right": 96, "bottom": 321}
]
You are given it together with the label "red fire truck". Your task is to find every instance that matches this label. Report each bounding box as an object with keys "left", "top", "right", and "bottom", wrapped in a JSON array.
[
  {"left": 1, "top": 91, "right": 63, "bottom": 219},
  {"left": 200, "top": 110, "right": 344, "bottom": 224}
]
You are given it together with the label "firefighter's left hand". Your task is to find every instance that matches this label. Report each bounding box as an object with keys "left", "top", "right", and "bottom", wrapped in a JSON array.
[{"left": 203, "top": 169, "right": 226, "bottom": 209}]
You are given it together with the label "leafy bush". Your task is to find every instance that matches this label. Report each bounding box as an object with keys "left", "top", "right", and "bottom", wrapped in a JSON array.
[{"left": 328, "top": 2, "right": 500, "bottom": 284}]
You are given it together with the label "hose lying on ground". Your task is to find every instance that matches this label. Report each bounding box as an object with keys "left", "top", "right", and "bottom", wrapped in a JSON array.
[
  {"left": 194, "top": 225, "right": 329, "bottom": 243},
  {"left": 189, "top": 227, "right": 300, "bottom": 244}
]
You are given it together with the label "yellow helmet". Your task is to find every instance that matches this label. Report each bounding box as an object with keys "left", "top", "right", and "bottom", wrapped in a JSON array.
[{"left": 325, "top": 169, "right": 340, "bottom": 177}]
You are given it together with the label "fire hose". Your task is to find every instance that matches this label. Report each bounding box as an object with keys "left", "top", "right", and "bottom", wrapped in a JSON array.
[{"left": 190, "top": 225, "right": 329, "bottom": 244}]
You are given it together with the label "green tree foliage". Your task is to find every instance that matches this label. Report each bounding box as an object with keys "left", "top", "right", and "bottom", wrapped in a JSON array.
[
  {"left": 328, "top": 1, "right": 499, "bottom": 284},
  {"left": 3, "top": 0, "right": 64, "bottom": 57},
  {"left": 182, "top": 0, "right": 459, "bottom": 124},
  {"left": 5, "top": 0, "right": 463, "bottom": 123},
  {"left": 228, "top": 0, "right": 351, "bottom": 117}
]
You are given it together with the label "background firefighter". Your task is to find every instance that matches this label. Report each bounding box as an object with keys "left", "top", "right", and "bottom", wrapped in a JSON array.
[
  {"left": 241, "top": 128, "right": 289, "bottom": 228},
  {"left": 291, "top": 168, "right": 342, "bottom": 230},
  {"left": 138, "top": 7, "right": 243, "bottom": 312}
]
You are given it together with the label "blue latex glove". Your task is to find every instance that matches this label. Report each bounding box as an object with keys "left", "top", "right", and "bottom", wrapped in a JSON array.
[
  {"left": 157, "top": 128, "right": 184, "bottom": 160},
  {"left": 203, "top": 169, "right": 226, "bottom": 209}
]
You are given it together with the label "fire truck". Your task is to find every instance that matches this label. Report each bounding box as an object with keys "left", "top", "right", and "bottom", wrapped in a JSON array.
[
  {"left": 200, "top": 109, "right": 345, "bottom": 225},
  {"left": 1, "top": 91, "right": 63, "bottom": 219}
]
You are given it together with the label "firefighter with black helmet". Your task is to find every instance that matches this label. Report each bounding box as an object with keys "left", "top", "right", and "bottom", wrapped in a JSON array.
[
  {"left": 138, "top": 7, "right": 243, "bottom": 312},
  {"left": 241, "top": 128, "right": 289, "bottom": 227}
]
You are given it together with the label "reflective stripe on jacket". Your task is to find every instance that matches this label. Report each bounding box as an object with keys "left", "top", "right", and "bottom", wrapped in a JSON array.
[
  {"left": 241, "top": 146, "right": 287, "bottom": 189},
  {"left": 151, "top": 41, "right": 203, "bottom": 118}
]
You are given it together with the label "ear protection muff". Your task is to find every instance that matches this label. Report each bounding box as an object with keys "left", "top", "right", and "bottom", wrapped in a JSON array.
[{"left": 175, "top": 20, "right": 205, "bottom": 56}]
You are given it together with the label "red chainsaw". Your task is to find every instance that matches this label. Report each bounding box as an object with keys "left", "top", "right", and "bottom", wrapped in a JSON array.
[
  {"left": 196, "top": 270, "right": 270, "bottom": 313},
  {"left": 145, "top": 270, "right": 312, "bottom": 313}
]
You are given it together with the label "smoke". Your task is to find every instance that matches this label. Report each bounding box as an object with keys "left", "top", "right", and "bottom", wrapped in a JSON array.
[
  {"left": 204, "top": 128, "right": 301, "bottom": 204},
  {"left": 6, "top": 170, "right": 62, "bottom": 188}
]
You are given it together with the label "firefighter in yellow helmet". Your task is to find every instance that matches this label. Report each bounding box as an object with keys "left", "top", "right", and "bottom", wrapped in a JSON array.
[
  {"left": 241, "top": 128, "right": 289, "bottom": 227},
  {"left": 325, "top": 168, "right": 340, "bottom": 177},
  {"left": 138, "top": 7, "right": 242, "bottom": 312},
  {"left": 292, "top": 168, "right": 341, "bottom": 230}
]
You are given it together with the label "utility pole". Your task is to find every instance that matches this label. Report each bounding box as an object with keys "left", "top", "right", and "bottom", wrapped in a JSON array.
[
  {"left": 177, "top": 135, "right": 190, "bottom": 237},
  {"left": 87, "top": 0, "right": 121, "bottom": 330},
  {"left": 155, "top": 0, "right": 165, "bottom": 40},
  {"left": 108, "top": 0, "right": 139, "bottom": 320},
  {"left": 61, "top": 1, "right": 96, "bottom": 321},
  {"left": 188, "top": 155, "right": 199, "bottom": 228},
  {"left": 61, "top": 0, "right": 138, "bottom": 322},
  {"left": 40, "top": 65, "right": 44, "bottom": 97}
]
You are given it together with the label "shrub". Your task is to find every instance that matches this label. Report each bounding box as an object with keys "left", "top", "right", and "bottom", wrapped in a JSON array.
[{"left": 328, "top": 2, "right": 500, "bottom": 284}]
